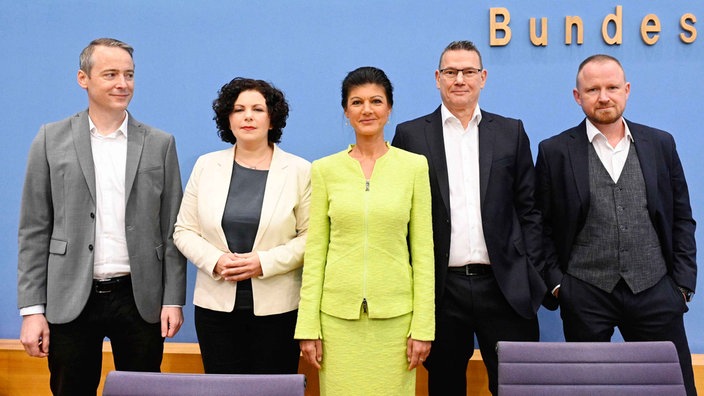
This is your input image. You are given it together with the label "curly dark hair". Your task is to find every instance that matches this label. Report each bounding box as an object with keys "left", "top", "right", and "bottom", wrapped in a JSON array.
[{"left": 212, "top": 78, "right": 289, "bottom": 144}]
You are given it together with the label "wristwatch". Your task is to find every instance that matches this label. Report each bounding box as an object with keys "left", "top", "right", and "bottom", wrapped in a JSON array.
[{"left": 678, "top": 286, "right": 694, "bottom": 303}]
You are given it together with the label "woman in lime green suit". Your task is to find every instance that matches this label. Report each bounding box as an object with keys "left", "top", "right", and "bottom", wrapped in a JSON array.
[{"left": 295, "top": 66, "right": 435, "bottom": 395}]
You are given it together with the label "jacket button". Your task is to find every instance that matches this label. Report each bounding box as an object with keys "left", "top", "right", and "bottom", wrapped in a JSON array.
[
  {"left": 88, "top": 244, "right": 94, "bottom": 251},
  {"left": 90, "top": 212, "right": 95, "bottom": 219}
]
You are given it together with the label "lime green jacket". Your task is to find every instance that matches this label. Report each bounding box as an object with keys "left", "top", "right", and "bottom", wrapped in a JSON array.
[{"left": 295, "top": 145, "right": 435, "bottom": 341}]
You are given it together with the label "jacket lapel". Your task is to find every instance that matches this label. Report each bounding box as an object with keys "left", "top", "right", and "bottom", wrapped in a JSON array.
[
  {"left": 125, "top": 115, "right": 144, "bottom": 202},
  {"left": 72, "top": 110, "right": 97, "bottom": 202},
  {"left": 478, "top": 111, "right": 495, "bottom": 205},
  {"left": 212, "top": 147, "right": 236, "bottom": 250},
  {"left": 425, "top": 107, "right": 451, "bottom": 217},
  {"left": 568, "top": 120, "right": 591, "bottom": 213},
  {"left": 628, "top": 120, "right": 658, "bottom": 216},
  {"left": 253, "top": 144, "right": 287, "bottom": 248}
]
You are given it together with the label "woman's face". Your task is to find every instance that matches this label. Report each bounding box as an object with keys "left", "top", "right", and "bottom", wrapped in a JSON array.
[
  {"left": 229, "top": 89, "right": 271, "bottom": 145},
  {"left": 344, "top": 83, "right": 391, "bottom": 138}
]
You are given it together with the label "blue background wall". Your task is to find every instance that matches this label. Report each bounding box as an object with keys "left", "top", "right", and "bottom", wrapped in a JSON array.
[{"left": 1, "top": 1, "right": 702, "bottom": 348}]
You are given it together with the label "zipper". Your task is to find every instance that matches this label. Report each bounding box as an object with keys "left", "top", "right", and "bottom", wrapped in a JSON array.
[{"left": 362, "top": 178, "right": 370, "bottom": 314}]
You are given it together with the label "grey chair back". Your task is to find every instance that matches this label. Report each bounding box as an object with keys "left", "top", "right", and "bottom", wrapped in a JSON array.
[
  {"left": 102, "top": 371, "right": 306, "bottom": 396},
  {"left": 497, "top": 341, "right": 685, "bottom": 396}
]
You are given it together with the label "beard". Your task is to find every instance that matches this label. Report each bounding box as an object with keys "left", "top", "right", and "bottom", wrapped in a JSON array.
[{"left": 587, "top": 106, "right": 623, "bottom": 125}]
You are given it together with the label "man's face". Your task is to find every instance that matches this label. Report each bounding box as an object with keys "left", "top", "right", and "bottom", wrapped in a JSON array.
[
  {"left": 573, "top": 60, "right": 630, "bottom": 127},
  {"left": 435, "top": 49, "right": 486, "bottom": 113},
  {"left": 77, "top": 45, "right": 134, "bottom": 115}
]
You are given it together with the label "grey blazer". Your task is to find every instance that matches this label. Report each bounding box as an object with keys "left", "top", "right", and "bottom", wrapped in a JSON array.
[{"left": 17, "top": 110, "right": 186, "bottom": 324}]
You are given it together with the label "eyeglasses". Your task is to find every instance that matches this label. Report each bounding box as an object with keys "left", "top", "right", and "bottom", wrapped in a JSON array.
[{"left": 439, "top": 67, "right": 483, "bottom": 80}]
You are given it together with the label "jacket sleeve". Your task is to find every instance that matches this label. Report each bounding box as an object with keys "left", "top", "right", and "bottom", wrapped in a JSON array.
[
  {"left": 160, "top": 135, "right": 187, "bottom": 306},
  {"left": 535, "top": 141, "right": 564, "bottom": 292},
  {"left": 17, "top": 126, "right": 52, "bottom": 309},
  {"left": 294, "top": 162, "right": 329, "bottom": 340},
  {"left": 666, "top": 137, "right": 697, "bottom": 292},
  {"left": 514, "top": 123, "right": 545, "bottom": 274},
  {"left": 408, "top": 157, "right": 435, "bottom": 341},
  {"left": 173, "top": 156, "right": 228, "bottom": 279}
]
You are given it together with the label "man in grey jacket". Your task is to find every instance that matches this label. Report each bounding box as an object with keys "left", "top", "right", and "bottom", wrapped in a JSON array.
[{"left": 18, "top": 37, "right": 186, "bottom": 396}]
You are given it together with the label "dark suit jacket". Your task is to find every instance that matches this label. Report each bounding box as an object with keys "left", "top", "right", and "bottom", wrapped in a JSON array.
[
  {"left": 18, "top": 110, "right": 187, "bottom": 324},
  {"left": 536, "top": 119, "right": 697, "bottom": 294},
  {"left": 393, "top": 106, "right": 547, "bottom": 319}
]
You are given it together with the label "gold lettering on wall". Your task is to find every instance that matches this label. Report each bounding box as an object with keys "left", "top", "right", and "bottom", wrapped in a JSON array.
[
  {"left": 488, "top": 5, "right": 698, "bottom": 46},
  {"left": 565, "top": 16, "right": 584, "bottom": 45},
  {"left": 680, "top": 13, "right": 697, "bottom": 43},
  {"left": 530, "top": 17, "right": 548, "bottom": 46},
  {"left": 490, "top": 7, "right": 512, "bottom": 46},
  {"left": 602, "top": 6, "right": 623, "bottom": 45},
  {"left": 641, "top": 14, "right": 661, "bottom": 45}
]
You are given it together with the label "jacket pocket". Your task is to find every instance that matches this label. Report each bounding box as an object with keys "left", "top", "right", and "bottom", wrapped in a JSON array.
[
  {"left": 155, "top": 244, "right": 164, "bottom": 261},
  {"left": 49, "top": 239, "right": 67, "bottom": 255}
]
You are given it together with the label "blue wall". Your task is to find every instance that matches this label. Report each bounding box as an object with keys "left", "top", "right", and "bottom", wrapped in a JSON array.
[{"left": 2, "top": 0, "right": 702, "bottom": 349}]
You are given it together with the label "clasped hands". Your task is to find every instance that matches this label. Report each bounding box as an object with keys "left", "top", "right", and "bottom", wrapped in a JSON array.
[{"left": 215, "top": 252, "right": 263, "bottom": 282}]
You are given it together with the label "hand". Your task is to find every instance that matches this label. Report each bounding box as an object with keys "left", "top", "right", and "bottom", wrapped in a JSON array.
[
  {"left": 407, "top": 338, "right": 431, "bottom": 370},
  {"left": 160, "top": 306, "right": 184, "bottom": 338},
  {"left": 552, "top": 286, "right": 560, "bottom": 298},
  {"left": 20, "top": 314, "right": 50, "bottom": 358},
  {"left": 300, "top": 339, "right": 323, "bottom": 369},
  {"left": 214, "top": 252, "right": 263, "bottom": 282}
]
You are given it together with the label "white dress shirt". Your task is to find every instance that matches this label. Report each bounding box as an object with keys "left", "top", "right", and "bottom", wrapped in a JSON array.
[
  {"left": 89, "top": 113, "right": 131, "bottom": 279},
  {"left": 441, "top": 104, "right": 491, "bottom": 267},
  {"left": 586, "top": 118, "right": 633, "bottom": 183}
]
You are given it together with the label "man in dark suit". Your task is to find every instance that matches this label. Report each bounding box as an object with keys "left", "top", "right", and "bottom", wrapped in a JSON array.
[
  {"left": 536, "top": 54, "right": 697, "bottom": 396},
  {"left": 17, "top": 38, "right": 186, "bottom": 396},
  {"left": 392, "top": 40, "right": 547, "bottom": 396}
]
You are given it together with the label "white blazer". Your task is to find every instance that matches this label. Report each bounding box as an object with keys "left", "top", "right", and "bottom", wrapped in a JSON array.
[{"left": 174, "top": 144, "right": 311, "bottom": 315}]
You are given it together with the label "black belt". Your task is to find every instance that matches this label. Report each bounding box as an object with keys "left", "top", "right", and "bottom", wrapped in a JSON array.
[
  {"left": 448, "top": 264, "right": 492, "bottom": 276},
  {"left": 93, "top": 275, "right": 131, "bottom": 294}
]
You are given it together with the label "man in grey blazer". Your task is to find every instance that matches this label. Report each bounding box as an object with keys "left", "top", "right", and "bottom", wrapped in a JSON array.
[{"left": 17, "top": 38, "right": 186, "bottom": 396}]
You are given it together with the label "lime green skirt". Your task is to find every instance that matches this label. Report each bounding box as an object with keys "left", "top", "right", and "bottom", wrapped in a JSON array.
[{"left": 319, "top": 310, "right": 415, "bottom": 396}]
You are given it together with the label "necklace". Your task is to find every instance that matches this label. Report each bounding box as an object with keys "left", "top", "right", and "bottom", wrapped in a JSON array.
[{"left": 235, "top": 146, "right": 271, "bottom": 170}]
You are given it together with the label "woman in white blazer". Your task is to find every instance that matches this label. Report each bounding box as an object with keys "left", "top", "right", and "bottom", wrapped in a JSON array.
[{"left": 174, "top": 78, "right": 310, "bottom": 374}]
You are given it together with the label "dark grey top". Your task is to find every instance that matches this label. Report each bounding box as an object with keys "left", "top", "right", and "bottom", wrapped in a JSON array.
[{"left": 222, "top": 162, "right": 268, "bottom": 310}]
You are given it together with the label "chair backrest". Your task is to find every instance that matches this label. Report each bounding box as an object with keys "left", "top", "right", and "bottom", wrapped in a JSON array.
[
  {"left": 102, "top": 371, "right": 306, "bottom": 396},
  {"left": 497, "top": 341, "right": 686, "bottom": 396}
]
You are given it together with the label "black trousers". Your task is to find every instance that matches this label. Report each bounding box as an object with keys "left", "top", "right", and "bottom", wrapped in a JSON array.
[
  {"left": 194, "top": 306, "right": 299, "bottom": 374},
  {"left": 425, "top": 270, "right": 539, "bottom": 396},
  {"left": 48, "top": 278, "right": 163, "bottom": 396},
  {"left": 560, "top": 274, "right": 697, "bottom": 396}
]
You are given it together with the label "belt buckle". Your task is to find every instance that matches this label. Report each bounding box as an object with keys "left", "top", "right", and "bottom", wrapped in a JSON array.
[
  {"left": 94, "top": 277, "right": 121, "bottom": 294},
  {"left": 465, "top": 264, "right": 488, "bottom": 276},
  {"left": 94, "top": 281, "right": 112, "bottom": 294}
]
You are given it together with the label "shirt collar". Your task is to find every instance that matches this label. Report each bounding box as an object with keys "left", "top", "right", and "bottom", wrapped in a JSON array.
[
  {"left": 89, "top": 111, "right": 129, "bottom": 138},
  {"left": 441, "top": 103, "right": 482, "bottom": 128},
  {"left": 585, "top": 117, "right": 633, "bottom": 143}
]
